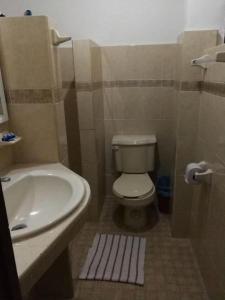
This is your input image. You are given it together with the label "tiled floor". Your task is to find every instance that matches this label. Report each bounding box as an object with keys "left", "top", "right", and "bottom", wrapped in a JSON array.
[{"left": 70, "top": 197, "right": 209, "bottom": 300}]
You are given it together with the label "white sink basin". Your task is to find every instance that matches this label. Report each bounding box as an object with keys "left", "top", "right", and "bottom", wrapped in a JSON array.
[{"left": 2, "top": 168, "right": 86, "bottom": 242}]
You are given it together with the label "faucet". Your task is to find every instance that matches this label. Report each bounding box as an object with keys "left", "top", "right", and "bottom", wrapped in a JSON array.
[{"left": 0, "top": 176, "right": 11, "bottom": 182}]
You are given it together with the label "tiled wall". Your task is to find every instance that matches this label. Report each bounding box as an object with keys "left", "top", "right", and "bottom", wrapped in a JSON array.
[
  {"left": 0, "top": 16, "right": 60, "bottom": 164},
  {"left": 0, "top": 16, "right": 82, "bottom": 175},
  {"left": 172, "top": 30, "right": 219, "bottom": 237},
  {"left": 58, "top": 47, "right": 81, "bottom": 173},
  {"left": 0, "top": 122, "right": 13, "bottom": 170},
  {"left": 73, "top": 40, "right": 105, "bottom": 220},
  {"left": 0, "top": 17, "right": 224, "bottom": 297},
  {"left": 101, "top": 44, "right": 178, "bottom": 196},
  {"left": 171, "top": 31, "right": 225, "bottom": 299},
  {"left": 190, "top": 43, "right": 225, "bottom": 299}
]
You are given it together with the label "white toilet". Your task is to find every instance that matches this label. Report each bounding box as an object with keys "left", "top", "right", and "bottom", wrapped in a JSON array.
[{"left": 112, "top": 135, "right": 157, "bottom": 230}]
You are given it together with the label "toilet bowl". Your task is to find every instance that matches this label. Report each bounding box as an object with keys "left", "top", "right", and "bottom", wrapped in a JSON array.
[
  {"left": 112, "top": 134, "right": 157, "bottom": 230},
  {"left": 113, "top": 173, "right": 156, "bottom": 229},
  {"left": 113, "top": 173, "right": 155, "bottom": 207}
]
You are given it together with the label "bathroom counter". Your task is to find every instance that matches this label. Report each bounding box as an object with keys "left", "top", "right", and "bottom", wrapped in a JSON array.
[{"left": 1, "top": 163, "right": 90, "bottom": 296}]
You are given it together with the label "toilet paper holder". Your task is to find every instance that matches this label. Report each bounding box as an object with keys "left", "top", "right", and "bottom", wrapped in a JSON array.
[
  {"left": 185, "top": 161, "right": 213, "bottom": 185},
  {"left": 194, "top": 168, "right": 213, "bottom": 184}
]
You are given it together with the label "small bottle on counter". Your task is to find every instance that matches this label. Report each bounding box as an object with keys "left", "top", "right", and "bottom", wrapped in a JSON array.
[{"left": 24, "top": 10, "right": 32, "bottom": 16}]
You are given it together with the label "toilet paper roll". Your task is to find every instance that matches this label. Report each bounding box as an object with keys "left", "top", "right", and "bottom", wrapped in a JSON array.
[{"left": 184, "top": 163, "right": 203, "bottom": 184}]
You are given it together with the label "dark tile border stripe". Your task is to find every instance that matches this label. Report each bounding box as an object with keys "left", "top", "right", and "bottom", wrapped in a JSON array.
[
  {"left": 7, "top": 89, "right": 53, "bottom": 104},
  {"left": 7, "top": 80, "right": 225, "bottom": 103},
  {"left": 6, "top": 88, "right": 63, "bottom": 104},
  {"left": 177, "top": 80, "right": 225, "bottom": 97},
  {"left": 76, "top": 80, "right": 175, "bottom": 91},
  {"left": 104, "top": 80, "right": 175, "bottom": 88},
  {"left": 202, "top": 81, "right": 225, "bottom": 97},
  {"left": 174, "top": 81, "right": 202, "bottom": 91},
  {"left": 76, "top": 79, "right": 204, "bottom": 92}
]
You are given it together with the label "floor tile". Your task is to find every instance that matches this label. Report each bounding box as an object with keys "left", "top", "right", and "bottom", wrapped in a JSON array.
[{"left": 70, "top": 197, "right": 209, "bottom": 300}]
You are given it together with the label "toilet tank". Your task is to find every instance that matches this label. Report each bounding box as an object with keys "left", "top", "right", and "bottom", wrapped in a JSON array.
[{"left": 112, "top": 135, "right": 157, "bottom": 173}]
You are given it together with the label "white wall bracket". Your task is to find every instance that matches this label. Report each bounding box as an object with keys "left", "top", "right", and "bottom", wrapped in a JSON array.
[
  {"left": 191, "top": 52, "right": 225, "bottom": 70},
  {"left": 51, "top": 29, "right": 71, "bottom": 46}
]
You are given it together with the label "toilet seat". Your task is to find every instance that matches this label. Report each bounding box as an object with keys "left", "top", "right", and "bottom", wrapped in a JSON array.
[{"left": 113, "top": 173, "right": 154, "bottom": 199}]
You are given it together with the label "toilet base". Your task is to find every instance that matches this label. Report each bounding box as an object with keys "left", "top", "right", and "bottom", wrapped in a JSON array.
[{"left": 124, "top": 206, "right": 148, "bottom": 230}]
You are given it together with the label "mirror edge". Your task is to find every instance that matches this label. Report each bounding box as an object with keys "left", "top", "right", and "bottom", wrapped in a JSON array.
[{"left": 0, "top": 67, "right": 8, "bottom": 124}]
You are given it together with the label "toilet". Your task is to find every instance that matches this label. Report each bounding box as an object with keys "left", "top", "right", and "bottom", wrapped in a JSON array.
[{"left": 112, "top": 135, "right": 157, "bottom": 230}]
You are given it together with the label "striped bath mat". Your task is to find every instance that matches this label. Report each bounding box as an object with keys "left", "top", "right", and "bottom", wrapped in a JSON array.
[{"left": 79, "top": 234, "right": 146, "bottom": 285}]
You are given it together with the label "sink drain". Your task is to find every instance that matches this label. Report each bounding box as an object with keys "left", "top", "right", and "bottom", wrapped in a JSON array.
[{"left": 11, "top": 224, "right": 27, "bottom": 231}]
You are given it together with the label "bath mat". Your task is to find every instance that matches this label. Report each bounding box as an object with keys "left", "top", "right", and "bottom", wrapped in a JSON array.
[{"left": 79, "top": 234, "right": 146, "bottom": 285}]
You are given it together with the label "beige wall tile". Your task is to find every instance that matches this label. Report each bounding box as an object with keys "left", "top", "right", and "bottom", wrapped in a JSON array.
[
  {"left": 73, "top": 39, "right": 105, "bottom": 220},
  {"left": 198, "top": 92, "right": 215, "bottom": 148},
  {"left": 90, "top": 42, "right": 103, "bottom": 83},
  {"left": 161, "top": 44, "right": 179, "bottom": 80},
  {"left": 77, "top": 92, "right": 94, "bottom": 130},
  {"left": 62, "top": 89, "right": 81, "bottom": 174},
  {"left": 175, "top": 135, "right": 197, "bottom": 176},
  {"left": 0, "top": 146, "right": 13, "bottom": 171},
  {"left": 198, "top": 92, "right": 225, "bottom": 164},
  {"left": 105, "top": 173, "right": 117, "bottom": 196},
  {"left": 54, "top": 100, "right": 68, "bottom": 167},
  {"left": 73, "top": 39, "right": 103, "bottom": 83},
  {"left": 161, "top": 88, "right": 177, "bottom": 120},
  {"left": 104, "top": 87, "right": 164, "bottom": 120},
  {"left": 82, "top": 161, "right": 98, "bottom": 196},
  {"left": 81, "top": 161, "right": 102, "bottom": 220},
  {"left": 172, "top": 176, "right": 193, "bottom": 237},
  {"left": 93, "top": 88, "right": 104, "bottom": 121},
  {"left": 97, "top": 162, "right": 105, "bottom": 213},
  {"left": 101, "top": 45, "right": 135, "bottom": 81},
  {"left": 104, "top": 126, "right": 115, "bottom": 174},
  {"left": 204, "top": 44, "right": 225, "bottom": 83},
  {"left": 73, "top": 40, "right": 92, "bottom": 82},
  {"left": 55, "top": 101, "right": 67, "bottom": 146},
  {"left": 173, "top": 35, "right": 202, "bottom": 239},
  {"left": 180, "top": 30, "right": 218, "bottom": 82},
  {"left": 190, "top": 163, "right": 225, "bottom": 298},
  {"left": 59, "top": 47, "right": 75, "bottom": 83},
  {"left": 0, "top": 122, "right": 13, "bottom": 171},
  {"left": 172, "top": 30, "right": 225, "bottom": 299},
  {"left": 80, "top": 130, "right": 97, "bottom": 164},
  {"left": 173, "top": 176, "right": 193, "bottom": 214},
  {"left": 176, "top": 91, "right": 200, "bottom": 137},
  {"left": 51, "top": 46, "right": 62, "bottom": 89},
  {"left": 101, "top": 44, "right": 178, "bottom": 81},
  {"left": 211, "top": 93, "right": 225, "bottom": 164},
  {"left": 0, "top": 16, "right": 54, "bottom": 90},
  {"left": 172, "top": 30, "right": 218, "bottom": 241},
  {"left": 95, "top": 118, "right": 105, "bottom": 163},
  {"left": 9, "top": 103, "right": 59, "bottom": 163}
]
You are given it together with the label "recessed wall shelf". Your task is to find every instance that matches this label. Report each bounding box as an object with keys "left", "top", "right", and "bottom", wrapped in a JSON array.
[
  {"left": 0, "top": 136, "right": 22, "bottom": 148},
  {"left": 191, "top": 51, "right": 225, "bottom": 69}
]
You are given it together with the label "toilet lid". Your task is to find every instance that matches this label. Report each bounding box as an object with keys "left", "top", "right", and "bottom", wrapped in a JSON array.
[{"left": 113, "top": 173, "right": 154, "bottom": 198}]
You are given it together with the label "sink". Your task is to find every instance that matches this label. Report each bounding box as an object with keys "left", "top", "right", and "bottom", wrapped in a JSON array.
[{"left": 2, "top": 168, "right": 86, "bottom": 242}]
